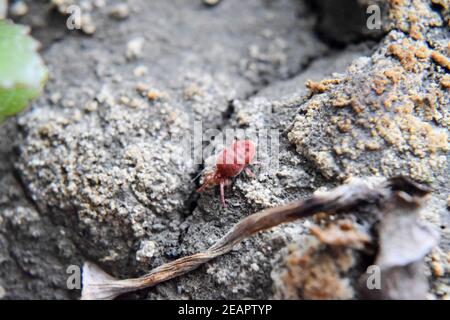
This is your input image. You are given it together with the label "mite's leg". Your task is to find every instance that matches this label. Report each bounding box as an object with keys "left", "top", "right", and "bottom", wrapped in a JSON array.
[
  {"left": 244, "top": 167, "right": 255, "bottom": 178},
  {"left": 196, "top": 173, "right": 215, "bottom": 193},
  {"left": 220, "top": 180, "right": 226, "bottom": 207}
]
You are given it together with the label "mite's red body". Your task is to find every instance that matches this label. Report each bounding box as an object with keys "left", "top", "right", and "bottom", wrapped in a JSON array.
[{"left": 197, "top": 140, "right": 256, "bottom": 207}]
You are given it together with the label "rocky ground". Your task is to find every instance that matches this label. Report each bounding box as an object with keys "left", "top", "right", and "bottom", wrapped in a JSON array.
[{"left": 0, "top": 0, "right": 448, "bottom": 299}]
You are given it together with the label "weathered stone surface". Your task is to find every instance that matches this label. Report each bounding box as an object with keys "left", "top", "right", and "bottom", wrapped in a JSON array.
[{"left": 0, "top": 121, "right": 82, "bottom": 299}]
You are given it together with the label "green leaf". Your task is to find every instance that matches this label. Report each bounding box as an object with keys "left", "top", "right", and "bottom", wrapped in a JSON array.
[{"left": 0, "top": 20, "right": 47, "bottom": 120}]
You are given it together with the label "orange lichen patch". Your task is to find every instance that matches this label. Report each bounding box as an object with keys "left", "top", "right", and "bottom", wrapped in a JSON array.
[
  {"left": 414, "top": 46, "right": 430, "bottom": 59},
  {"left": 312, "top": 212, "right": 330, "bottom": 224},
  {"left": 411, "top": 91, "right": 444, "bottom": 122},
  {"left": 388, "top": 42, "right": 417, "bottom": 71},
  {"left": 309, "top": 220, "right": 371, "bottom": 249},
  {"left": 336, "top": 118, "right": 352, "bottom": 133},
  {"left": 409, "top": 23, "right": 423, "bottom": 40},
  {"left": 306, "top": 78, "right": 342, "bottom": 94},
  {"left": 409, "top": 92, "right": 426, "bottom": 106},
  {"left": 440, "top": 75, "right": 450, "bottom": 89},
  {"left": 305, "top": 100, "right": 321, "bottom": 112},
  {"left": 365, "top": 140, "right": 381, "bottom": 151},
  {"left": 372, "top": 76, "right": 390, "bottom": 95},
  {"left": 146, "top": 90, "right": 159, "bottom": 101},
  {"left": 280, "top": 245, "right": 355, "bottom": 300},
  {"left": 351, "top": 100, "right": 364, "bottom": 114},
  {"left": 395, "top": 114, "right": 449, "bottom": 156},
  {"left": 333, "top": 143, "right": 352, "bottom": 157},
  {"left": 331, "top": 96, "right": 353, "bottom": 108},
  {"left": 430, "top": 251, "right": 445, "bottom": 278},
  {"left": 384, "top": 67, "right": 404, "bottom": 84},
  {"left": 384, "top": 94, "right": 398, "bottom": 109},
  {"left": 431, "top": 51, "right": 450, "bottom": 71},
  {"left": 388, "top": 0, "right": 446, "bottom": 32},
  {"left": 424, "top": 129, "right": 449, "bottom": 153},
  {"left": 431, "top": 260, "right": 444, "bottom": 277},
  {"left": 288, "top": 7, "right": 449, "bottom": 181},
  {"left": 389, "top": 0, "right": 405, "bottom": 6},
  {"left": 375, "top": 115, "right": 405, "bottom": 149},
  {"left": 431, "top": 261, "right": 445, "bottom": 278},
  {"left": 407, "top": 11, "right": 419, "bottom": 23},
  {"left": 394, "top": 103, "right": 414, "bottom": 114},
  {"left": 408, "top": 159, "right": 433, "bottom": 181},
  {"left": 387, "top": 38, "right": 432, "bottom": 70}
]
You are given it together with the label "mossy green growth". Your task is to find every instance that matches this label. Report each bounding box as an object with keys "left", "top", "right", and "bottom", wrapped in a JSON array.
[{"left": 0, "top": 20, "right": 47, "bottom": 121}]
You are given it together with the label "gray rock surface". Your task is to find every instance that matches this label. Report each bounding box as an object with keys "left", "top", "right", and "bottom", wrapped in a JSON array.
[{"left": 0, "top": 0, "right": 448, "bottom": 299}]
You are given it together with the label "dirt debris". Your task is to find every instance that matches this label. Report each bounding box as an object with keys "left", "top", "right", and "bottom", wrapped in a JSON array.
[
  {"left": 278, "top": 245, "right": 357, "bottom": 300},
  {"left": 108, "top": 3, "right": 130, "bottom": 20},
  {"left": 9, "top": 1, "right": 28, "bottom": 17},
  {"left": 126, "top": 37, "right": 145, "bottom": 60},
  {"left": 309, "top": 220, "right": 371, "bottom": 248}
]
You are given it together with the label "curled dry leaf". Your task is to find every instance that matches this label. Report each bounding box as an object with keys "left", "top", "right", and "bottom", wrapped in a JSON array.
[
  {"left": 81, "top": 176, "right": 432, "bottom": 300},
  {"left": 360, "top": 191, "right": 440, "bottom": 299}
]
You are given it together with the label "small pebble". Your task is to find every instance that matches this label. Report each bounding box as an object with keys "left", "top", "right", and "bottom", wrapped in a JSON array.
[
  {"left": 108, "top": 3, "right": 130, "bottom": 19},
  {"left": 135, "top": 82, "right": 150, "bottom": 95},
  {"left": 203, "top": 0, "right": 221, "bottom": 6},
  {"left": 81, "top": 14, "right": 96, "bottom": 35},
  {"left": 136, "top": 240, "right": 158, "bottom": 261},
  {"left": 133, "top": 65, "right": 148, "bottom": 77},
  {"left": 50, "top": 92, "right": 62, "bottom": 105},
  {"left": 147, "top": 90, "right": 159, "bottom": 101},
  {"left": 10, "top": 1, "right": 28, "bottom": 17},
  {"left": 84, "top": 100, "right": 98, "bottom": 112},
  {"left": 250, "top": 263, "right": 259, "bottom": 272},
  {"left": 431, "top": 261, "right": 444, "bottom": 278},
  {"left": 93, "top": 0, "right": 106, "bottom": 8},
  {"left": 119, "top": 96, "right": 130, "bottom": 105},
  {"left": 126, "top": 37, "right": 145, "bottom": 60}
]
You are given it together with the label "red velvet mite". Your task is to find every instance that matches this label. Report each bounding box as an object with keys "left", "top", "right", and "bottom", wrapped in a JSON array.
[{"left": 197, "top": 140, "right": 256, "bottom": 207}]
